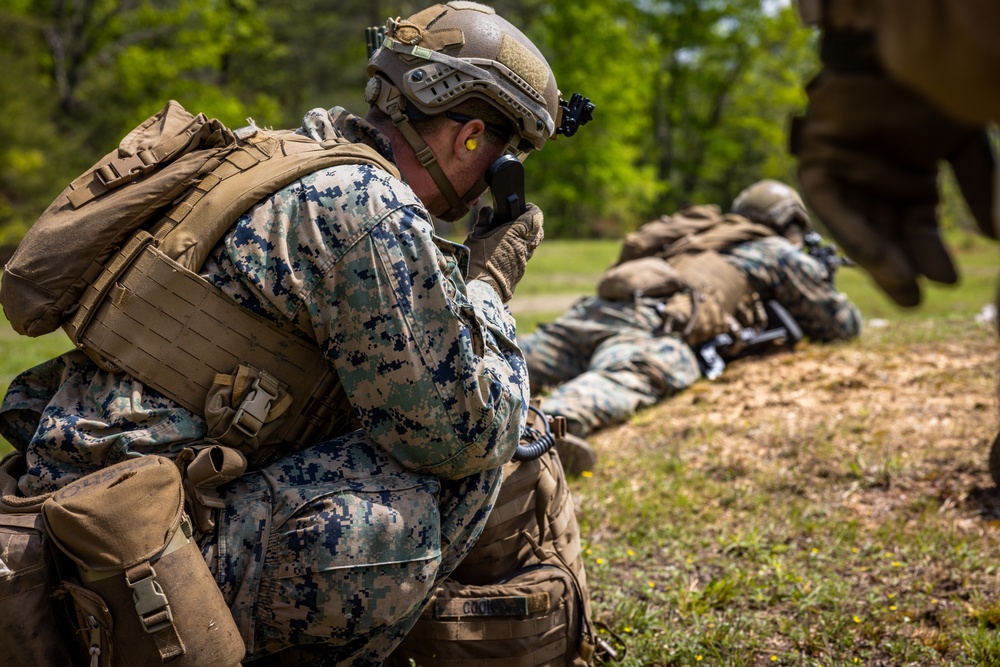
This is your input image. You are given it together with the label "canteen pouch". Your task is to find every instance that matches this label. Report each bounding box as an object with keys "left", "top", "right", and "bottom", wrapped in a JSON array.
[{"left": 41, "top": 455, "right": 245, "bottom": 666}]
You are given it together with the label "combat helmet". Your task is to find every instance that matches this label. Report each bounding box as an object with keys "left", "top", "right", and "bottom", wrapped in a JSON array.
[
  {"left": 365, "top": 1, "right": 592, "bottom": 220},
  {"left": 732, "top": 180, "right": 813, "bottom": 244}
]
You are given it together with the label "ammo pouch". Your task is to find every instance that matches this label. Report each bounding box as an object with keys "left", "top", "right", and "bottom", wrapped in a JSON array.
[{"left": 41, "top": 455, "right": 245, "bottom": 666}]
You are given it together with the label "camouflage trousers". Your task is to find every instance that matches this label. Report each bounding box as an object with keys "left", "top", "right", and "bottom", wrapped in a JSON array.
[
  {"left": 199, "top": 429, "right": 502, "bottom": 666},
  {"left": 521, "top": 297, "right": 701, "bottom": 437}
]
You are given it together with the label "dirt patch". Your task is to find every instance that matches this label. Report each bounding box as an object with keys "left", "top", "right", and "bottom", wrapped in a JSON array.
[
  {"left": 571, "top": 321, "right": 1000, "bottom": 663},
  {"left": 587, "top": 322, "right": 1000, "bottom": 536}
]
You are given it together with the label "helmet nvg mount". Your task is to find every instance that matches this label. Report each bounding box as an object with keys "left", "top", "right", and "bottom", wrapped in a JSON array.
[
  {"left": 364, "top": 1, "right": 593, "bottom": 221},
  {"left": 731, "top": 180, "right": 813, "bottom": 242}
]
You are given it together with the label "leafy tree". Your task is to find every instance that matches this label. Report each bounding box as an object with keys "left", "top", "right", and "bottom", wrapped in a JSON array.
[
  {"left": 640, "top": 0, "right": 817, "bottom": 216},
  {"left": 527, "top": 0, "right": 661, "bottom": 237},
  {"left": 0, "top": 0, "right": 824, "bottom": 242},
  {"left": 0, "top": 0, "right": 284, "bottom": 239}
]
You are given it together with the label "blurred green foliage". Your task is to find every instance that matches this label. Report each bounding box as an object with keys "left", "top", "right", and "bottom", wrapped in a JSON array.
[{"left": 0, "top": 0, "right": 824, "bottom": 243}]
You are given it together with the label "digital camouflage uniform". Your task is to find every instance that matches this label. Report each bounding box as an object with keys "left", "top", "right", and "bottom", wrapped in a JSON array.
[
  {"left": 522, "top": 235, "right": 861, "bottom": 436},
  {"left": 0, "top": 107, "right": 528, "bottom": 665}
]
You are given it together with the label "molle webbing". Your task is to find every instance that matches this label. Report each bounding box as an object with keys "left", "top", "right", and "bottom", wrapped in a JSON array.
[
  {"left": 63, "top": 235, "right": 344, "bottom": 452},
  {"left": 451, "top": 455, "right": 584, "bottom": 585},
  {"left": 389, "top": 451, "right": 596, "bottom": 667},
  {"left": 63, "top": 128, "right": 399, "bottom": 454}
]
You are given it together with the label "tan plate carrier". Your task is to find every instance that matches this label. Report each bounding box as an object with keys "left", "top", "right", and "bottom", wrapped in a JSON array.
[{"left": 61, "top": 125, "right": 399, "bottom": 463}]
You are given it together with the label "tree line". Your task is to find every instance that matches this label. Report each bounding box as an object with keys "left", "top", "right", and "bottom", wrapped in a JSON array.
[{"left": 0, "top": 0, "right": 818, "bottom": 244}]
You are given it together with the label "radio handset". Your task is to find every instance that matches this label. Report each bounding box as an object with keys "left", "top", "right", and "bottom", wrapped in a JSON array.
[{"left": 484, "top": 155, "right": 526, "bottom": 227}]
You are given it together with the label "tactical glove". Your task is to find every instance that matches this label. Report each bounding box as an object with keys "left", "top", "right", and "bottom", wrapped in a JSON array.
[
  {"left": 464, "top": 203, "right": 544, "bottom": 302},
  {"left": 792, "top": 67, "right": 996, "bottom": 307}
]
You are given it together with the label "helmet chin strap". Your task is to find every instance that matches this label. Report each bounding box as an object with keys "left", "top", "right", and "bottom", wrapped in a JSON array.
[{"left": 373, "top": 79, "right": 481, "bottom": 222}]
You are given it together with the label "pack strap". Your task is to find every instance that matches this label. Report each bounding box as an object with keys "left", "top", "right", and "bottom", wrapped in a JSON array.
[
  {"left": 125, "top": 561, "right": 185, "bottom": 661},
  {"left": 154, "top": 129, "right": 401, "bottom": 274},
  {"left": 155, "top": 134, "right": 279, "bottom": 240}
]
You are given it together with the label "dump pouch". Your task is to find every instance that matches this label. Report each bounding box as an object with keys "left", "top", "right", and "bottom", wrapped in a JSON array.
[{"left": 41, "top": 455, "right": 245, "bottom": 666}]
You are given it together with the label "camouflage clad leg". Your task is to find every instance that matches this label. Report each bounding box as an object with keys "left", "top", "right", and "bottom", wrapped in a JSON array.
[
  {"left": 203, "top": 429, "right": 502, "bottom": 666},
  {"left": 521, "top": 297, "right": 701, "bottom": 436},
  {"left": 519, "top": 297, "right": 621, "bottom": 394},
  {"left": 539, "top": 330, "right": 700, "bottom": 436}
]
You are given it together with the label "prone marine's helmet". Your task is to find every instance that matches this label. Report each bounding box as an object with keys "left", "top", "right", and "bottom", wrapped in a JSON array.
[
  {"left": 366, "top": 1, "right": 564, "bottom": 156},
  {"left": 732, "top": 180, "right": 813, "bottom": 244}
]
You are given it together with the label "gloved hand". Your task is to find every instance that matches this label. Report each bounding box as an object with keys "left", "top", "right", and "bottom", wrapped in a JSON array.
[
  {"left": 792, "top": 68, "right": 996, "bottom": 307},
  {"left": 464, "top": 203, "right": 544, "bottom": 302}
]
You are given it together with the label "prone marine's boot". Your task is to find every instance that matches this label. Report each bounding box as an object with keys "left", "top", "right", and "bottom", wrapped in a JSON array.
[{"left": 554, "top": 433, "right": 597, "bottom": 477}]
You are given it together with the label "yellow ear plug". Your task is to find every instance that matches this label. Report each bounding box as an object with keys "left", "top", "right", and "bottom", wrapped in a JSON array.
[{"left": 465, "top": 138, "right": 477, "bottom": 151}]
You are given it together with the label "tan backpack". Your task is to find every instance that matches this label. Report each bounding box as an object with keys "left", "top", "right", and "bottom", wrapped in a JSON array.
[
  {"left": 387, "top": 410, "right": 603, "bottom": 667},
  {"left": 598, "top": 207, "right": 776, "bottom": 346},
  {"left": 1, "top": 100, "right": 396, "bottom": 465}
]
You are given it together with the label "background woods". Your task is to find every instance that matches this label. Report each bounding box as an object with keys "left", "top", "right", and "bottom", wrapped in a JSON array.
[
  {"left": 0, "top": 0, "right": 819, "bottom": 243},
  {"left": 0, "top": 0, "right": 985, "bottom": 245}
]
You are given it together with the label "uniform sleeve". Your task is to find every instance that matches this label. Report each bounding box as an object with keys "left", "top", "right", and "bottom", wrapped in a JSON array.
[
  {"left": 724, "top": 237, "right": 862, "bottom": 342},
  {"left": 232, "top": 164, "right": 527, "bottom": 480}
]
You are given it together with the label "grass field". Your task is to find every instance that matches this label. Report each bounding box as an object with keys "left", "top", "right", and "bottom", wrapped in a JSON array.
[{"left": 1, "top": 232, "right": 999, "bottom": 665}]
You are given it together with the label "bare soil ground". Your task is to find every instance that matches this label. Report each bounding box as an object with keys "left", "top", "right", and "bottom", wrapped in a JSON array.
[{"left": 591, "top": 322, "right": 1000, "bottom": 526}]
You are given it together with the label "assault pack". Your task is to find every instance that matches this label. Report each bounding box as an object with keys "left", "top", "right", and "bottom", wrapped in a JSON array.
[
  {"left": 388, "top": 407, "right": 618, "bottom": 667},
  {"left": 1, "top": 100, "right": 396, "bottom": 466},
  {"left": 597, "top": 204, "right": 776, "bottom": 347}
]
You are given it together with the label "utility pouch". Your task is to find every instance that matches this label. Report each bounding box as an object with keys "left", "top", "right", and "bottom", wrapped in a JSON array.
[
  {"left": 0, "top": 452, "right": 77, "bottom": 666},
  {"left": 41, "top": 455, "right": 245, "bottom": 667},
  {"left": 204, "top": 364, "right": 295, "bottom": 460},
  {"left": 175, "top": 444, "right": 248, "bottom": 534}
]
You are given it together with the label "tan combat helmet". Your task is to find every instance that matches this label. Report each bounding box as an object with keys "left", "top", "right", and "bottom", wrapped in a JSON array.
[
  {"left": 365, "top": 1, "right": 592, "bottom": 220},
  {"left": 732, "top": 180, "right": 813, "bottom": 245}
]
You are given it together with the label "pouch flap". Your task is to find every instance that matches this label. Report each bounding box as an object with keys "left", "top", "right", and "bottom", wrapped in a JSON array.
[{"left": 42, "top": 456, "right": 183, "bottom": 572}]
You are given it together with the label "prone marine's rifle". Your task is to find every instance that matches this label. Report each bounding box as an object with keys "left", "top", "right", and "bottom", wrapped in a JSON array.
[
  {"left": 694, "top": 299, "right": 804, "bottom": 380},
  {"left": 803, "top": 231, "right": 855, "bottom": 285}
]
